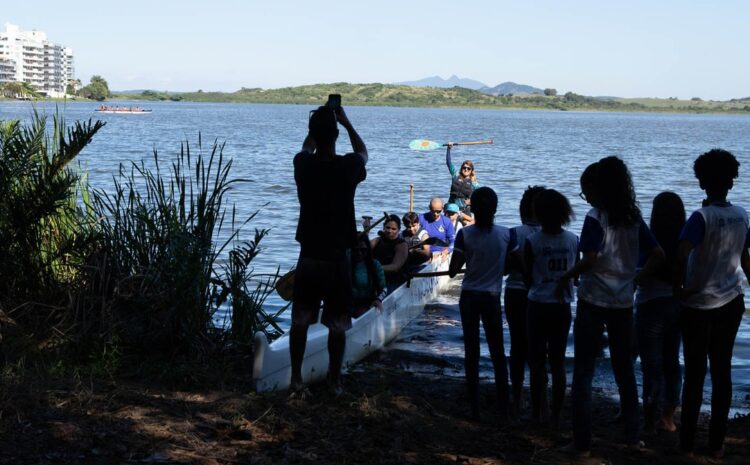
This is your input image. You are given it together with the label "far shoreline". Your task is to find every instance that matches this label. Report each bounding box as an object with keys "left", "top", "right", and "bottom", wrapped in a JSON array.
[{"left": 3, "top": 96, "right": 750, "bottom": 117}]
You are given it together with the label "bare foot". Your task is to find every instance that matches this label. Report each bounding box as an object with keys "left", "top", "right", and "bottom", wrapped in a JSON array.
[{"left": 656, "top": 418, "right": 677, "bottom": 432}]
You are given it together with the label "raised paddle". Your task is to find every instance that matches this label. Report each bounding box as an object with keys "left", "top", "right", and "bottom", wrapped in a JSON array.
[
  {"left": 275, "top": 212, "right": 391, "bottom": 301},
  {"left": 408, "top": 139, "right": 493, "bottom": 151}
]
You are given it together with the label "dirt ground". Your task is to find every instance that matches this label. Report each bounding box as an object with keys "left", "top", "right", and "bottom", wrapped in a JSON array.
[{"left": 1, "top": 349, "right": 749, "bottom": 465}]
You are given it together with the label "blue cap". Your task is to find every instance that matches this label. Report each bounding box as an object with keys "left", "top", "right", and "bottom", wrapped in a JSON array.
[{"left": 445, "top": 203, "right": 460, "bottom": 213}]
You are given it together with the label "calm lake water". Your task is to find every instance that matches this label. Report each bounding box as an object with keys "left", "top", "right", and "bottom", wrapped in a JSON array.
[{"left": 2, "top": 100, "right": 750, "bottom": 411}]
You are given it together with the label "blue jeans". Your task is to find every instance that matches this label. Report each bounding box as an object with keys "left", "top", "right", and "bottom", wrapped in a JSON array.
[
  {"left": 527, "top": 301, "right": 571, "bottom": 419},
  {"left": 459, "top": 290, "right": 509, "bottom": 414},
  {"left": 572, "top": 300, "right": 639, "bottom": 450},
  {"left": 680, "top": 295, "right": 744, "bottom": 453},
  {"left": 635, "top": 296, "right": 682, "bottom": 409}
]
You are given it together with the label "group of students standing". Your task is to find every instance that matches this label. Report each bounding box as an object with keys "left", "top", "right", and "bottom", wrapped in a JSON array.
[
  {"left": 448, "top": 148, "right": 749, "bottom": 458},
  {"left": 290, "top": 105, "right": 748, "bottom": 458}
]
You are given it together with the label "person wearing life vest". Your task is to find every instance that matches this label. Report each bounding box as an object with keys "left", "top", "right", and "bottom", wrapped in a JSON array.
[{"left": 446, "top": 143, "right": 480, "bottom": 214}]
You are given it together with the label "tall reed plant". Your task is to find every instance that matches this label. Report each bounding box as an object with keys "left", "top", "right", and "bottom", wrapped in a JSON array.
[
  {"left": 1, "top": 113, "right": 283, "bottom": 371},
  {"left": 0, "top": 112, "right": 104, "bottom": 346},
  {"left": 85, "top": 136, "right": 281, "bottom": 363}
]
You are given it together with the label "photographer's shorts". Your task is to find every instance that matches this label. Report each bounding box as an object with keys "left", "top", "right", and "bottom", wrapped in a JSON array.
[{"left": 292, "top": 253, "right": 353, "bottom": 332}]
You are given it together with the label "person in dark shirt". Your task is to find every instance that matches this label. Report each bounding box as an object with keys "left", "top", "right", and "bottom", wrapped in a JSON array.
[{"left": 290, "top": 105, "right": 368, "bottom": 395}]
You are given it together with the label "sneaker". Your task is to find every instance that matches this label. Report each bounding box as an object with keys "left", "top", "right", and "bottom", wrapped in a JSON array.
[
  {"left": 626, "top": 440, "right": 646, "bottom": 451},
  {"left": 326, "top": 373, "right": 344, "bottom": 398},
  {"left": 288, "top": 381, "right": 311, "bottom": 400}
]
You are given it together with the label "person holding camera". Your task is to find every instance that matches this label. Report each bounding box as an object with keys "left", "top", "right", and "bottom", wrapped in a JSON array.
[{"left": 289, "top": 96, "right": 368, "bottom": 395}]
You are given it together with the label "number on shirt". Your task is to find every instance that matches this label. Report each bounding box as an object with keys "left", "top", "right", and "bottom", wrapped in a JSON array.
[{"left": 547, "top": 258, "right": 568, "bottom": 272}]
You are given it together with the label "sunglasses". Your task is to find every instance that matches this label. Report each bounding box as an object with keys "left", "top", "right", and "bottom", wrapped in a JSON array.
[{"left": 461, "top": 166, "right": 472, "bottom": 171}]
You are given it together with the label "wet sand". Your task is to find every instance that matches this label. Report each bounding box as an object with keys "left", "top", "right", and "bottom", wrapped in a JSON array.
[{"left": 2, "top": 349, "right": 749, "bottom": 465}]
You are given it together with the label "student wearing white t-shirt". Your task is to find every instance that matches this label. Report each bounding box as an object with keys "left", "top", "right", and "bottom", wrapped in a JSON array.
[
  {"left": 557, "top": 158, "right": 664, "bottom": 455},
  {"left": 523, "top": 189, "right": 579, "bottom": 427},
  {"left": 674, "top": 149, "right": 750, "bottom": 458},
  {"left": 504, "top": 185, "right": 545, "bottom": 415},
  {"left": 449, "top": 187, "right": 521, "bottom": 421}
]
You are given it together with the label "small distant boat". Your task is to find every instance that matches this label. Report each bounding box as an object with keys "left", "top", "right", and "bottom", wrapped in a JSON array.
[{"left": 95, "top": 107, "right": 152, "bottom": 114}]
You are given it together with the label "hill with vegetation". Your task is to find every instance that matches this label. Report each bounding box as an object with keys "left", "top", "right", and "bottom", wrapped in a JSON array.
[{"left": 108, "top": 83, "right": 750, "bottom": 114}]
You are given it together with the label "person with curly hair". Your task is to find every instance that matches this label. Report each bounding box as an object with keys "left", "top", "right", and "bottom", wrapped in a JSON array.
[
  {"left": 504, "top": 185, "right": 545, "bottom": 415},
  {"left": 675, "top": 149, "right": 750, "bottom": 458},
  {"left": 523, "top": 189, "right": 578, "bottom": 427}
]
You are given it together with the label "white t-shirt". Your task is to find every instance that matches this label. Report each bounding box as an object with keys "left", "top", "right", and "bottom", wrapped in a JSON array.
[
  {"left": 454, "top": 224, "right": 518, "bottom": 294},
  {"left": 505, "top": 223, "right": 542, "bottom": 290},
  {"left": 679, "top": 203, "right": 749, "bottom": 309},
  {"left": 526, "top": 230, "right": 579, "bottom": 303},
  {"left": 577, "top": 208, "right": 658, "bottom": 309}
]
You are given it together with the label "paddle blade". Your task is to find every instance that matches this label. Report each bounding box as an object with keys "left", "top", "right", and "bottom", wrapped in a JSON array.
[
  {"left": 409, "top": 139, "right": 443, "bottom": 151},
  {"left": 425, "top": 237, "right": 449, "bottom": 247}
]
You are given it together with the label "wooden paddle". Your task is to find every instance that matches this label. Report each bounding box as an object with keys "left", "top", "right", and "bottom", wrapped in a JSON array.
[
  {"left": 410, "top": 269, "right": 464, "bottom": 278},
  {"left": 408, "top": 139, "right": 493, "bottom": 151},
  {"left": 275, "top": 212, "right": 391, "bottom": 301}
]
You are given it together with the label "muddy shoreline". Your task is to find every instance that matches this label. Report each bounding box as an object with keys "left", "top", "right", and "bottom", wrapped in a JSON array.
[{"left": 2, "top": 348, "right": 749, "bottom": 465}]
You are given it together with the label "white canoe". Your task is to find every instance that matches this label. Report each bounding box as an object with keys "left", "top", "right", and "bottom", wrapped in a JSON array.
[
  {"left": 94, "top": 110, "right": 152, "bottom": 114},
  {"left": 253, "top": 256, "right": 452, "bottom": 392}
]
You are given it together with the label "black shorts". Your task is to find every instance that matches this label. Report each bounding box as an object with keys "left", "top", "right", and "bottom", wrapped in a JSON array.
[{"left": 291, "top": 253, "right": 353, "bottom": 331}]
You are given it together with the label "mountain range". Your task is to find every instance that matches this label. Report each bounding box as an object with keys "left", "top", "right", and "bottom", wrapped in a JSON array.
[{"left": 396, "top": 75, "right": 544, "bottom": 95}]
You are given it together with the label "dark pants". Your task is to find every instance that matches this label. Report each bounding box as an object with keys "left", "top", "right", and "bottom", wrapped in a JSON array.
[
  {"left": 635, "top": 296, "right": 682, "bottom": 409},
  {"left": 527, "top": 301, "right": 571, "bottom": 419},
  {"left": 572, "top": 300, "right": 639, "bottom": 450},
  {"left": 679, "top": 295, "right": 744, "bottom": 453},
  {"left": 459, "top": 290, "right": 509, "bottom": 414},
  {"left": 504, "top": 287, "right": 529, "bottom": 402}
]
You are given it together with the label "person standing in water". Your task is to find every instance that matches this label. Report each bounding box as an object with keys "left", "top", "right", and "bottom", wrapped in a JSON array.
[
  {"left": 446, "top": 143, "right": 480, "bottom": 215},
  {"left": 675, "top": 149, "right": 750, "bottom": 458},
  {"left": 289, "top": 104, "right": 368, "bottom": 395},
  {"left": 449, "top": 187, "right": 521, "bottom": 421}
]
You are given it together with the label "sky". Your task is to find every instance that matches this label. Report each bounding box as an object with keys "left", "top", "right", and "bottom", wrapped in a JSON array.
[{"left": 4, "top": 0, "right": 749, "bottom": 99}]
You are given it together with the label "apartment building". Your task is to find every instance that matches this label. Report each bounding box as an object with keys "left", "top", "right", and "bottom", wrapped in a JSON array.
[{"left": 0, "top": 23, "right": 75, "bottom": 97}]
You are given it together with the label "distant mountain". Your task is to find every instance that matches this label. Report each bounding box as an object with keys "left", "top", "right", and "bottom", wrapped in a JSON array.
[
  {"left": 478, "top": 81, "right": 543, "bottom": 96},
  {"left": 397, "top": 75, "right": 488, "bottom": 90}
]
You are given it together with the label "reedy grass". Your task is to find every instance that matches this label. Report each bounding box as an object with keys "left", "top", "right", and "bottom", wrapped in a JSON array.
[{"left": 1, "top": 113, "right": 282, "bottom": 377}]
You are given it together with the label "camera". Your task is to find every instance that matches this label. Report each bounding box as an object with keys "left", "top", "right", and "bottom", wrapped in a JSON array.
[{"left": 326, "top": 93, "right": 341, "bottom": 110}]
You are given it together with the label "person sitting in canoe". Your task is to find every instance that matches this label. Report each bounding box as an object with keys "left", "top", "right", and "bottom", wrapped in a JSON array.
[
  {"left": 371, "top": 215, "right": 409, "bottom": 293},
  {"left": 401, "top": 211, "right": 431, "bottom": 270},
  {"left": 351, "top": 233, "right": 387, "bottom": 318},
  {"left": 446, "top": 143, "right": 480, "bottom": 214},
  {"left": 419, "top": 197, "right": 455, "bottom": 257}
]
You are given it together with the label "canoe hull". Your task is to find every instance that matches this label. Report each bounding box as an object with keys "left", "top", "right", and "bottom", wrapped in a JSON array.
[{"left": 253, "top": 257, "right": 451, "bottom": 392}]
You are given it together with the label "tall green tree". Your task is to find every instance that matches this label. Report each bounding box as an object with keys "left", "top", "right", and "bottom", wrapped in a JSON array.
[{"left": 80, "top": 75, "right": 110, "bottom": 101}]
